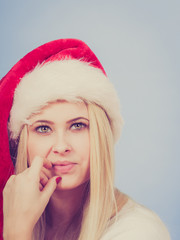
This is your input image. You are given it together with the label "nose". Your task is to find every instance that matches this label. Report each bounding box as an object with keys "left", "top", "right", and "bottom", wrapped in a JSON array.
[{"left": 52, "top": 132, "right": 71, "bottom": 155}]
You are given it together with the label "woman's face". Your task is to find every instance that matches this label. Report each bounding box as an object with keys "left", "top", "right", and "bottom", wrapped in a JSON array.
[{"left": 27, "top": 101, "right": 90, "bottom": 190}]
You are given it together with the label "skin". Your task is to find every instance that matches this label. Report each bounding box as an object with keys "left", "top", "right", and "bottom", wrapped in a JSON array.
[
  {"left": 3, "top": 157, "right": 58, "bottom": 240},
  {"left": 27, "top": 101, "right": 90, "bottom": 191},
  {"left": 3, "top": 101, "right": 90, "bottom": 240}
]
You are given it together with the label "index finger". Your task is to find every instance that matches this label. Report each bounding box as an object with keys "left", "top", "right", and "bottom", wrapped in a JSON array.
[
  {"left": 28, "top": 156, "right": 44, "bottom": 180},
  {"left": 43, "top": 159, "right": 52, "bottom": 169}
]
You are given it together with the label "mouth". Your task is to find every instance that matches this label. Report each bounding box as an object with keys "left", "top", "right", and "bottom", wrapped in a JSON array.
[{"left": 52, "top": 161, "right": 77, "bottom": 174}]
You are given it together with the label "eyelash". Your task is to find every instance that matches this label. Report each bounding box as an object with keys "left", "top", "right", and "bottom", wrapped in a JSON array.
[
  {"left": 70, "top": 122, "right": 88, "bottom": 130},
  {"left": 35, "top": 125, "right": 51, "bottom": 134},
  {"left": 35, "top": 122, "right": 88, "bottom": 134}
]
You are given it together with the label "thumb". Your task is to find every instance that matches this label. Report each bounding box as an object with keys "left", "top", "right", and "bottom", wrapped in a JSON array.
[{"left": 41, "top": 176, "right": 62, "bottom": 204}]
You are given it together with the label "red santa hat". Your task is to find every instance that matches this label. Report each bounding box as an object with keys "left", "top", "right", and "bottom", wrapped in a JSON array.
[{"left": 0, "top": 39, "right": 123, "bottom": 237}]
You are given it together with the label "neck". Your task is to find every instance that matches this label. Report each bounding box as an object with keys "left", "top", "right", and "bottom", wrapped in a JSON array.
[{"left": 46, "top": 181, "right": 89, "bottom": 229}]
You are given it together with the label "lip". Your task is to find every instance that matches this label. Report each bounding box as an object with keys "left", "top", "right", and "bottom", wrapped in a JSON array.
[{"left": 52, "top": 161, "right": 77, "bottom": 174}]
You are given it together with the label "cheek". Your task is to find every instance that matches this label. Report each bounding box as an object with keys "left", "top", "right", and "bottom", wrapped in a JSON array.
[
  {"left": 71, "top": 134, "right": 90, "bottom": 183},
  {"left": 27, "top": 135, "right": 52, "bottom": 165},
  {"left": 73, "top": 132, "right": 90, "bottom": 162}
]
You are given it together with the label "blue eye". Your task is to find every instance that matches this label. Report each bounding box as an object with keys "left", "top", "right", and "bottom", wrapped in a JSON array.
[
  {"left": 35, "top": 125, "right": 51, "bottom": 133},
  {"left": 71, "top": 122, "right": 87, "bottom": 130}
]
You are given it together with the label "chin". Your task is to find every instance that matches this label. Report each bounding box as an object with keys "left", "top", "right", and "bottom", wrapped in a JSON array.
[{"left": 56, "top": 178, "right": 89, "bottom": 191}]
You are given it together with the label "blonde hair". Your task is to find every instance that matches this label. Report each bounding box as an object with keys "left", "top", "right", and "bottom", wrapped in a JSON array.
[
  {"left": 15, "top": 102, "right": 121, "bottom": 240},
  {"left": 15, "top": 124, "right": 28, "bottom": 174},
  {"left": 78, "top": 103, "right": 116, "bottom": 240}
]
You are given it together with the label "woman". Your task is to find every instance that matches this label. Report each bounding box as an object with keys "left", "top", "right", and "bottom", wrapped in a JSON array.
[{"left": 1, "top": 39, "right": 170, "bottom": 240}]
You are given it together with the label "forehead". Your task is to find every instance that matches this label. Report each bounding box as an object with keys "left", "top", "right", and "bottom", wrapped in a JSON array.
[{"left": 28, "top": 101, "right": 89, "bottom": 122}]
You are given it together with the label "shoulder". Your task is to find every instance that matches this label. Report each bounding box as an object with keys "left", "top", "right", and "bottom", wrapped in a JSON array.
[{"left": 101, "top": 197, "right": 171, "bottom": 240}]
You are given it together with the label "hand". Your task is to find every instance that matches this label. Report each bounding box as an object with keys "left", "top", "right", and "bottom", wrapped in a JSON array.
[
  {"left": 39, "top": 159, "right": 53, "bottom": 191},
  {"left": 3, "top": 156, "right": 61, "bottom": 239}
]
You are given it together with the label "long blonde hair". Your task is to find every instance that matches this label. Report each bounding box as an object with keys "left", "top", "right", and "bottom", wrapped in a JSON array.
[{"left": 15, "top": 102, "right": 121, "bottom": 240}]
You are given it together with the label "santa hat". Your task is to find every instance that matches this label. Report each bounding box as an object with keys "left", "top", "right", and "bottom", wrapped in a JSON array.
[{"left": 0, "top": 39, "right": 123, "bottom": 237}]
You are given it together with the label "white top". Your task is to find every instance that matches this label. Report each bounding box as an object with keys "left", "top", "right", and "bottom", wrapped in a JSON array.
[{"left": 101, "top": 198, "right": 171, "bottom": 240}]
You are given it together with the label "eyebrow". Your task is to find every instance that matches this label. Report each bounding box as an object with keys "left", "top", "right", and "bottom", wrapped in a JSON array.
[
  {"left": 67, "top": 117, "right": 89, "bottom": 123},
  {"left": 30, "top": 117, "right": 89, "bottom": 125}
]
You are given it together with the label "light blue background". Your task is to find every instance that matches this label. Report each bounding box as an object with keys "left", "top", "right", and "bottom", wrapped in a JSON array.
[{"left": 0, "top": 1, "right": 179, "bottom": 239}]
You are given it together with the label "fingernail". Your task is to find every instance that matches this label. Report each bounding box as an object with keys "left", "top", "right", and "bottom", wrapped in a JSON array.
[{"left": 56, "top": 177, "right": 62, "bottom": 184}]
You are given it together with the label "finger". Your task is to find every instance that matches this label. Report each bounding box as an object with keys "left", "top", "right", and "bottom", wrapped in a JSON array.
[
  {"left": 40, "top": 173, "right": 49, "bottom": 187},
  {"left": 39, "top": 183, "right": 43, "bottom": 191},
  {"left": 40, "top": 166, "right": 52, "bottom": 186},
  {"left": 29, "top": 156, "right": 44, "bottom": 180},
  {"left": 41, "top": 166, "right": 52, "bottom": 177},
  {"left": 41, "top": 176, "right": 62, "bottom": 204},
  {"left": 43, "top": 159, "right": 52, "bottom": 169}
]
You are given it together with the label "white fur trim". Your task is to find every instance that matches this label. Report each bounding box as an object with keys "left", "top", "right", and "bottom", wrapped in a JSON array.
[{"left": 9, "top": 60, "right": 123, "bottom": 141}]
